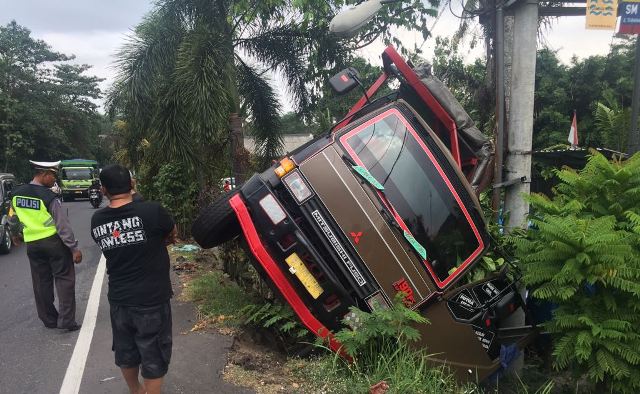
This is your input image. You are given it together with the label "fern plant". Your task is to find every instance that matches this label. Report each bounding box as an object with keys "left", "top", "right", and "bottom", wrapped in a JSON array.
[
  {"left": 594, "top": 90, "right": 631, "bottom": 152},
  {"left": 514, "top": 151, "right": 640, "bottom": 392},
  {"left": 331, "top": 293, "right": 428, "bottom": 363},
  {"left": 240, "top": 301, "right": 311, "bottom": 343}
]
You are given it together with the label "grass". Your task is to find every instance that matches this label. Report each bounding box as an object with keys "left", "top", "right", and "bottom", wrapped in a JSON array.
[
  {"left": 289, "top": 298, "right": 474, "bottom": 394},
  {"left": 185, "top": 270, "right": 257, "bottom": 327},
  {"left": 288, "top": 344, "right": 471, "bottom": 394}
]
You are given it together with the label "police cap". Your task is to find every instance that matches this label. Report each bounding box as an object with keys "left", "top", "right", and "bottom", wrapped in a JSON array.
[{"left": 29, "top": 160, "right": 60, "bottom": 173}]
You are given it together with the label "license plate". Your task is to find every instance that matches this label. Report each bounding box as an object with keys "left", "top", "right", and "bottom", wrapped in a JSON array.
[{"left": 285, "top": 253, "right": 324, "bottom": 299}]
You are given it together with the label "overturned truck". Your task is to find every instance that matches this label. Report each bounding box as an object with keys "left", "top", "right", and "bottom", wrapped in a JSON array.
[{"left": 192, "top": 46, "right": 536, "bottom": 382}]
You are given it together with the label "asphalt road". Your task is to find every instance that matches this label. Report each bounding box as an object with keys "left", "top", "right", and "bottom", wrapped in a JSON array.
[{"left": 0, "top": 200, "right": 250, "bottom": 394}]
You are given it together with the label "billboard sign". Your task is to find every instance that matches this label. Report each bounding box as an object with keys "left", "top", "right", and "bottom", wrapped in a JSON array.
[
  {"left": 619, "top": 1, "right": 640, "bottom": 34},
  {"left": 586, "top": 0, "right": 618, "bottom": 30}
]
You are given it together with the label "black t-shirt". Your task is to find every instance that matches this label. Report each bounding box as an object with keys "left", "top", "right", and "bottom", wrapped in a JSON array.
[{"left": 91, "top": 201, "right": 174, "bottom": 306}]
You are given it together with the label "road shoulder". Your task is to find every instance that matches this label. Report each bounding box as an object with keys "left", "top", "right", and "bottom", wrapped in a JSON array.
[{"left": 79, "top": 267, "right": 252, "bottom": 394}]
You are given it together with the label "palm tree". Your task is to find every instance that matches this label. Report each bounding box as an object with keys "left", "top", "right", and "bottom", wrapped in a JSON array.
[
  {"left": 108, "top": 2, "right": 300, "bottom": 179},
  {"left": 108, "top": 0, "right": 440, "bottom": 184}
]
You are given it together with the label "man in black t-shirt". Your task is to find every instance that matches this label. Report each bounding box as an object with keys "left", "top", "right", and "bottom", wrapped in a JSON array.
[{"left": 90, "top": 164, "right": 176, "bottom": 394}]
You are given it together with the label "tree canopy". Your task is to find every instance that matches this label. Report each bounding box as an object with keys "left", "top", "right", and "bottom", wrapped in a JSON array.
[
  {"left": 0, "top": 21, "right": 109, "bottom": 181},
  {"left": 426, "top": 35, "right": 636, "bottom": 152}
]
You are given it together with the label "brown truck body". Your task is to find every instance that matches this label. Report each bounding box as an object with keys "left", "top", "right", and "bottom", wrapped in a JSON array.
[{"left": 194, "top": 46, "right": 536, "bottom": 382}]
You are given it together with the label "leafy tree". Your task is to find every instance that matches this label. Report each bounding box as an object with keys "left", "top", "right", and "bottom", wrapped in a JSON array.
[
  {"left": 532, "top": 48, "right": 571, "bottom": 148},
  {"left": 528, "top": 43, "right": 634, "bottom": 150},
  {"left": 151, "top": 162, "right": 199, "bottom": 238},
  {"left": 514, "top": 152, "right": 640, "bottom": 392},
  {"left": 277, "top": 112, "right": 313, "bottom": 135},
  {"left": 0, "top": 21, "right": 108, "bottom": 180}
]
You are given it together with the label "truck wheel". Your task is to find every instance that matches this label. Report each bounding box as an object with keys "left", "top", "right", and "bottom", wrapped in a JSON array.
[
  {"left": 192, "top": 190, "right": 241, "bottom": 248},
  {"left": 0, "top": 225, "right": 12, "bottom": 254}
]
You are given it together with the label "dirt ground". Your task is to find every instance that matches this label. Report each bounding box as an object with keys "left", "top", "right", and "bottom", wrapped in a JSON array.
[
  {"left": 171, "top": 245, "right": 313, "bottom": 394},
  {"left": 223, "top": 332, "right": 308, "bottom": 394}
]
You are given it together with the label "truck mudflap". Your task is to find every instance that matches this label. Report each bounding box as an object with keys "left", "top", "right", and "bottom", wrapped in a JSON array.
[{"left": 228, "top": 193, "right": 346, "bottom": 356}]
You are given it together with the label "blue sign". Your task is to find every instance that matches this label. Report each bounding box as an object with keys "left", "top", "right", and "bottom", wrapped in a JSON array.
[{"left": 620, "top": 2, "right": 640, "bottom": 34}]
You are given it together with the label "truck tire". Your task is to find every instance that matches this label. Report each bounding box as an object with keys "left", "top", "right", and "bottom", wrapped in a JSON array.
[{"left": 192, "top": 190, "right": 242, "bottom": 248}]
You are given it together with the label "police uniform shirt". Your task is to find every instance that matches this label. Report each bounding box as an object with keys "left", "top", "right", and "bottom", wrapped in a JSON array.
[{"left": 9, "top": 181, "right": 78, "bottom": 252}]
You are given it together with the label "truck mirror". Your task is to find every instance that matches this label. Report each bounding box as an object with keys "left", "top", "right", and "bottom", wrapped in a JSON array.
[{"left": 329, "top": 67, "right": 361, "bottom": 95}]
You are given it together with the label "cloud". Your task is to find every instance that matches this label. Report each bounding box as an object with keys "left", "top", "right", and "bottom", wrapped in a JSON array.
[
  {"left": 0, "top": 1, "right": 154, "bottom": 111},
  {"left": 541, "top": 17, "right": 616, "bottom": 64},
  {"left": 0, "top": 1, "right": 619, "bottom": 114},
  {"left": 0, "top": 0, "right": 153, "bottom": 33},
  {"left": 39, "top": 31, "right": 128, "bottom": 99}
]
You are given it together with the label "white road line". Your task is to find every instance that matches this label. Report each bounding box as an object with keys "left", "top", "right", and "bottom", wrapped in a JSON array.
[{"left": 59, "top": 254, "right": 106, "bottom": 394}]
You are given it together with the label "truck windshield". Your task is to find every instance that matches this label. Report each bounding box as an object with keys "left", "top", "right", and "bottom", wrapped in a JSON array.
[
  {"left": 63, "top": 168, "right": 92, "bottom": 180},
  {"left": 339, "top": 108, "right": 483, "bottom": 287}
]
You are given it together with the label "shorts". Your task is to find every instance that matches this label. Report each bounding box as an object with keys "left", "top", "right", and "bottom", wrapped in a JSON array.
[{"left": 109, "top": 301, "right": 172, "bottom": 379}]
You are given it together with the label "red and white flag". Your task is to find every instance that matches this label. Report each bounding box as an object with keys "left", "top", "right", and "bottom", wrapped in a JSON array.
[{"left": 568, "top": 111, "right": 578, "bottom": 147}]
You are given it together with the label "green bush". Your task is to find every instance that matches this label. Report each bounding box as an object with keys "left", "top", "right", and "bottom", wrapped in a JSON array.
[
  {"left": 332, "top": 294, "right": 427, "bottom": 360},
  {"left": 514, "top": 152, "right": 640, "bottom": 392},
  {"left": 151, "top": 162, "right": 199, "bottom": 238}
]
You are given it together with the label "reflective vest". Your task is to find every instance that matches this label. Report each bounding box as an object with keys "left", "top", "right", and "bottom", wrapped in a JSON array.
[{"left": 11, "top": 184, "right": 58, "bottom": 242}]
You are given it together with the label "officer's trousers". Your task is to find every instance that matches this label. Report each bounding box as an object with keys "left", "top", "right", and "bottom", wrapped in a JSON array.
[{"left": 26, "top": 235, "right": 76, "bottom": 328}]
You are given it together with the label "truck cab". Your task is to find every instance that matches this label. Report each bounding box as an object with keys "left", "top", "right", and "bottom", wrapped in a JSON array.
[
  {"left": 60, "top": 159, "right": 98, "bottom": 200},
  {"left": 193, "top": 46, "right": 536, "bottom": 382}
]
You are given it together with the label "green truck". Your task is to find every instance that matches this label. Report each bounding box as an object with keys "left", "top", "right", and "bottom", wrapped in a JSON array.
[{"left": 60, "top": 159, "right": 98, "bottom": 200}]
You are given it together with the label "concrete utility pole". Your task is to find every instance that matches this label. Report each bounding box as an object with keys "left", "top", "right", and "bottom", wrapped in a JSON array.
[
  {"left": 504, "top": 0, "right": 538, "bottom": 230},
  {"left": 491, "top": 3, "right": 506, "bottom": 215},
  {"left": 628, "top": 35, "right": 640, "bottom": 155}
]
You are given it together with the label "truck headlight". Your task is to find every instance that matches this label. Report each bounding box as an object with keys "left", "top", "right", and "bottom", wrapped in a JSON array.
[
  {"left": 283, "top": 170, "right": 314, "bottom": 204},
  {"left": 259, "top": 194, "right": 287, "bottom": 225}
]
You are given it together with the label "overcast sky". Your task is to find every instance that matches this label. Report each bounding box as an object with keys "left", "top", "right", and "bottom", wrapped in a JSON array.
[{"left": 0, "top": 0, "right": 619, "bottom": 113}]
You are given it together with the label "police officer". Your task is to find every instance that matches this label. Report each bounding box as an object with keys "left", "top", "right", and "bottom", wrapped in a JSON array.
[{"left": 9, "top": 160, "right": 83, "bottom": 331}]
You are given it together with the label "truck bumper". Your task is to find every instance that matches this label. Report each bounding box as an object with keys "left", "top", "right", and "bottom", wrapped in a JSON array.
[{"left": 229, "top": 192, "right": 346, "bottom": 355}]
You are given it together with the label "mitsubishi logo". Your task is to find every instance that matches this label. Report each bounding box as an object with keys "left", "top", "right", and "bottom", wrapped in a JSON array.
[{"left": 350, "top": 231, "right": 363, "bottom": 244}]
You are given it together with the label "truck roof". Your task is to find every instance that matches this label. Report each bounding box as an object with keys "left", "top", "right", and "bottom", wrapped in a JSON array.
[{"left": 61, "top": 159, "right": 98, "bottom": 167}]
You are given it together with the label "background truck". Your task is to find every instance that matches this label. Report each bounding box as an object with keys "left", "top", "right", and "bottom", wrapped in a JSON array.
[{"left": 59, "top": 159, "right": 98, "bottom": 200}]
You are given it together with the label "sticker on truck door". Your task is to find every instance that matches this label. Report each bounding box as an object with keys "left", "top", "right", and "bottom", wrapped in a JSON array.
[
  {"left": 446, "top": 288, "right": 480, "bottom": 321},
  {"left": 392, "top": 278, "right": 416, "bottom": 307},
  {"left": 311, "top": 210, "right": 367, "bottom": 287},
  {"left": 472, "top": 278, "right": 510, "bottom": 304},
  {"left": 472, "top": 325, "right": 495, "bottom": 351}
]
